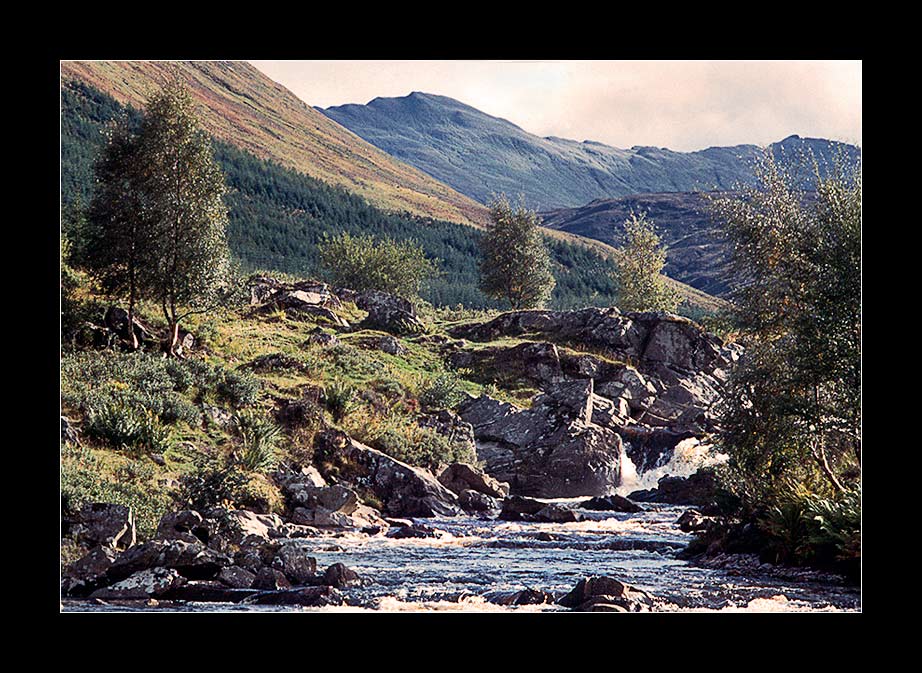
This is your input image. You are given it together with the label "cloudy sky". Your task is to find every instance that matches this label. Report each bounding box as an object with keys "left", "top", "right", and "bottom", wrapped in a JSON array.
[{"left": 250, "top": 60, "right": 861, "bottom": 153}]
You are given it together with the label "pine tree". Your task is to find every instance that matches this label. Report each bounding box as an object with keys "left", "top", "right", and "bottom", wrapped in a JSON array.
[
  {"left": 479, "top": 194, "right": 555, "bottom": 309},
  {"left": 612, "top": 211, "right": 681, "bottom": 313}
]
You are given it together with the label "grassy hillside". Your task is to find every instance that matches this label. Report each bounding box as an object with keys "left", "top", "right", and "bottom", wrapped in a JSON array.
[{"left": 61, "top": 61, "right": 489, "bottom": 227}]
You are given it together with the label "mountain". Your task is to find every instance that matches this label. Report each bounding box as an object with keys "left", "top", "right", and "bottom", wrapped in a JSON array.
[
  {"left": 61, "top": 62, "right": 489, "bottom": 227},
  {"left": 321, "top": 92, "right": 860, "bottom": 211},
  {"left": 540, "top": 192, "right": 733, "bottom": 297}
]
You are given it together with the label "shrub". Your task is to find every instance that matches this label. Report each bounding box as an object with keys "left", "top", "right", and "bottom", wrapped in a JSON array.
[
  {"left": 176, "top": 455, "right": 251, "bottom": 512},
  {"left": 418, "top": 370, "right": 466, "bottom": 410},
  {"left": 324, "top": 380, "right": 359, "bottom": 422},
  {"left": 373, "top": 423, "right": 474, "bottom": 470},
  {"left": 217, "top": 368, "right": 261, "bottom": 408},
  {"left": 84, "top": 397, "right": 173, "bottom": 455},
  {"left": 234, "top": 410, "right": 281, "bottom": 474}
]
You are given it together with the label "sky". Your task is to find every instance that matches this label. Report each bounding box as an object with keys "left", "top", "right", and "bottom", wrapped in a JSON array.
[{"left": 250, "top": 60, "right": 861, "bottom": 153}]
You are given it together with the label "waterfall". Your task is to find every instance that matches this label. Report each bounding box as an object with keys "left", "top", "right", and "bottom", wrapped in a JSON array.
[{"left": 616, "top": 438, "right": 728, "bottom": 496}]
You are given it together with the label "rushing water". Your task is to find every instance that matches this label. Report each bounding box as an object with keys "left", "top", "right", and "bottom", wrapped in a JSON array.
[{"left": 62, "top": 502, "right": 860, "bottom": 613}]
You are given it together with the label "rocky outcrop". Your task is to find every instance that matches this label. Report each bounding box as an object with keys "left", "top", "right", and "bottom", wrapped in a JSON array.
[
  {"left": 628, "top": 467, "right": 720, "bottom": 509},
  {"left": 249, "top": 276, "right": 348, "bottom": 327},
  {"left": 438, "top": 463, "right": 510, "bottom": 499},
  {"left": 315, "top": 430, "right": 461, "bottom": 517},
  {"left": 451, "top": 308, "right": 741, "bottom": 497},
  {"left": 459, "top": 380, "right": 623, "bottom": 498},
  {"left": 356, "top": 290, "right": 426, "bottom": 335},
  {"left": 558, "top": 576, "right": 655, "bottom": 612},
  {"left": 75, "top": 503, "right": 136, "bottom": 551}
]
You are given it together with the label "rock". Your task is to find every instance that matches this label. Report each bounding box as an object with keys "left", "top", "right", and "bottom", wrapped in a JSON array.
[
  {"left": 316, "top": 430, "right": 461, "bottom": 517},
  {"left": 90, "top": 568, "right": 186, "bottom": 600},
  {"left": 250, "top": 277, "right": 348, "bottom": 327},
  {"left": 676, "top": 509, "right": 719, "bottom": 533},
  {"left": 203, "top": 403, "right": 235, "bottom": 429},
  {"left": 417, "top": 411, "right": 477, "bottom": 458},
  {"left": 376, "top": 335, "right": 405, "bottom": 355},
  {"left": 272, "top": 541, "right": 318, "bottom": 585},
  {"left": 226, "top": 510, "right": 285, "bottom": 543},
  {"left": 533, "top": 504, "right": 583, "bottom": 523},
  {"left": 217, "top": 566, "right": 256, "bottom": 589},
  {"left": 499, "top": 495, "right": 547, "bottom": 521},
  {"left": 488, "top": 588, "right": 557, "bottom": 606},
  {"left": 244, "top": 352, "right": 309, "bottom": 373},
  {"left": 628, "top": 467, "right": 719, "bottom": 508},
  {"left": 156, "top": 510, "right": 208, "bottom": 544},
  {"left": 459, "top": 382, "right": 623, "bottom": 498},
  {"left": 323, "top": 563, "right": 360, "bottom": 588},
  {"left": 304, "top": 328, "right": 340, "bottom": 348},
  {"left": 558, "top": 576, "right": 655, "bottom": 612},
  {"left": 245, "top": 586, "right": 344, "bottom": 607},
  {"left": 272, "top": 523, "right": 321, "bottom": 539},
  {"left": 290, "top": 503, "right": 387, "bottom": 531},
  {"left": 104, "top": 305, "right": 156, "bottom": 346},
  {"left": 579, "top": 495, "right": 643, "bottom": 513},
  {"left": 62, "top": 545, "right": 118, "bottom": 596},
  {"left": 387, "top": 523, "right": 444, "bottom": 539},
  {"left": 286, "top": 483, "right": 359, "bottom": 515},
  {"left": 459, "top": 489, "right": 500, "bottom": 513},
  {"left": 252, "top": 567, "right": 293, "bottom": 591},
  {"left": 107, "top": 539, "right": 232, "bottom": 582},
  {"left": 162, "top": 582, "right": 259, "bottom": 603},
  {"left": 61, "top": 416, "right": 80, "bottom": 445},
  {"left": 78, "top": 503, "right": 136, "bottom": 551},
  {"left": 150, "top": 453, "right": 166, "bottom": 466},
  {"left": 356, "top": 290, "right": 426, "bottom": 335},
  {"left": 438, "top": 463, "right": 510, "bottom": 499}
]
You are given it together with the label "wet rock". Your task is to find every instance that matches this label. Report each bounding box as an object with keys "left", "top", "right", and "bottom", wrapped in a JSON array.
[
  {"left": 438, "top": 462, "right": 510, "bottom": 499},
  {"left": 459, "top": 489, "right": 501, "bottom": 513},
  {"left": 386, "top": 523, "right": 444, "bottom": 539},
  {"left": 533, "top": 504, "right": 583, "bottom": 523},
  {"left": 579, "top": 494, "right": 643, "bottom": 513},
  {"left": 217, "top": 565, "right": 256, "bottom": 589},
  {"left": 356, "top": 290, "right": 425, "bottom": 335},
  {"left": 272, "top": 541, "right": 318, "bottom": 585},
  {"left": 286, "top": 483, "right": 359, "bottom": 515},
  {"left": 676, "top": 509, "right": 718, "bottom": 533},
  {"left": 316, "top": 430, "right": 461, "bottom": 517},
  {"left": 252, "top": 567, "right": 292, "bottom": 591},
  {"left": 272, "top": 523, "right": 321, "bottom": 539},
  {"left": 78, "top": 503, "right": 136, "bottom": 551},
  {"left": 558, "top": 576, "right": 655, "bottom": 612},
  {"left": 107, "top": 539, "right": 232, "bottom": 582},
  {"left": 628, "top": 467, "right": 719, "bottom": 509},
  {"left": 323, "top": 562, "right": 360, "bottom": 588},
  {"left": 162, "top": 581, "right": 259, "bottom": 603},
  {"left": 90, "top": 568, "right": 186, "bottom": 600},
  {"left": 499, "top": 495, "right": 547, "bottom": 521},
  {"left": 488, "top": 588, "right": 557, "bottom": 606},
  {"left": 245, "top": 586, "right": 344, "bottom": 607}
]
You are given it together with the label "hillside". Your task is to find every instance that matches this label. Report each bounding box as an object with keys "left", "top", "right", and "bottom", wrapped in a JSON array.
[
  {"left": 322, "top": 92, "right": 861, "bottom": 212},
  {"left": 541, "top": 192, "right": 734, "bottom": 297},
  {"left": 60, "top": 62, "right": 489, "bottom": 227},
  {"left": 62, "top": 76, "right": 720, "bottom": 314}
]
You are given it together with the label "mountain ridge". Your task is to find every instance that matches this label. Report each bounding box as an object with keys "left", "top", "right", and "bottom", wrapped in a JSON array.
[{"left": 321, "top": 91, "right": 860, "bottom": 211}]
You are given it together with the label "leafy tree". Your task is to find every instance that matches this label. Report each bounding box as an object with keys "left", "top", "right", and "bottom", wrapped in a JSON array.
[
  {"left": 135, "top": 79, "right": 231, "bottom": 355},
  {"left": 612, "top": 211, "right": 681, "bottom": 313},
  {"left": 479, "top": 194, "right": 555, "bottom": 309},
  {"left": 80, "top": 120, "right": 151, "bottom": 349},
  {"left": 711, "top": 150, "right": 861, "bottom": 506},
  {"left": 317, "top": 231, "right": 439, "bottom": 300}
]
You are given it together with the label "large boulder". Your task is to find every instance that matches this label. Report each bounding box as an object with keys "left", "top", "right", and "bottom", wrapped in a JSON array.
[
  {"left": 459, "top": 381, "right": 623, "bottom": 498},
  {"left": 356, "top": 290, "right": 426, "bottom": 335},
  {"left": 438, "top": 463, "right": 510, "bottom": 499},
  {"left": 106, "top": 539, "right": 232, "bottom": 582},
  {"left": 62, "top": 546, "right": 119, "bottom": 596},
  {"left": 249, "top": 277, "right": 348, "bottom": 327},
  {"left": 316, "top": 430, "right": 461, "bottom": 517},
  {"left": 628, "top": 467, "right": 719, "bottom": 509},
  {"left": 558, "top": 576, "right": 655, "bottom": 612},
  {"left": 579, "top": 494, "right": 643, "bottom": 513},
  {"left": 90, "top": 568, "right": 186, "bottom": 600},
  {"left": 77, "top": 503, "right": 136, "bottom": 551}
]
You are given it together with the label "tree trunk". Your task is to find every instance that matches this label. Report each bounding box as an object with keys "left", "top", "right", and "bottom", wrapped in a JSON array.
[
  {"left": 126, "top": 277, "right": 139, "bottom": 351},
  {"left": 167, "top": 319, "right": 180, "bottom": 357},
  {"left": 810, "top": 437, "right": 846, "bottom": 493}
]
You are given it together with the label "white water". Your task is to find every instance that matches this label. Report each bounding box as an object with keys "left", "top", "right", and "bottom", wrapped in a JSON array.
[{"left": 616, "top": 438, "right": 729, "bottom": 496}]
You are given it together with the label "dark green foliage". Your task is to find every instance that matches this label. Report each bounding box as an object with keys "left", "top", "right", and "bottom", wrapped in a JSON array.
[
  {"left": 84, "top": 399, "right": 173, "bottom": 456},
  {"left": 418, "top": 371, "right": 466, "bottom": 410},
  {"left": 61, "top": 81, "right": 622, "bottom": 311},
  {"left": 372, "top": 425, "right": 474, "bottom": 470},
  {"left": 324, "top": 380, "right": 359, "bottom": 422},
  {"left": 317, "top": 231, "right": 439, "bottom": 300},
  {"left": 177, "top": 455, "right": 251, "bottom": 512},
  {"left": 234, "top": 410, "right": 281, "bottom": 473}
]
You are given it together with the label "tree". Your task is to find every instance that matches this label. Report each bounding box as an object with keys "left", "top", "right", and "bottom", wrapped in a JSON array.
[
  {"left": 80, "top": 121, "right": 151, "bottom": 349},
  {"left": 479, "top": 194, "right": 555, "bottom": 309},
  {"left": 138, "top": 80, "right": 230, "bottom": 355},
  {"left": 613, "top": 211, "right": 681, "bottom": 313},
  {"left": 711, "top": 150, "right": 861, "bottom": 502},
  {"left": 316, "top": 231, "right": 439, "bottom": 300}
]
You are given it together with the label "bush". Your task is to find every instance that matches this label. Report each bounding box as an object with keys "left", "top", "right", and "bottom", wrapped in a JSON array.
[
  {"left": 324, "top": 380, "right": 358, "bottom": 422},
  {"left": 373, "top": 423, "right": 475, "bottom": 470},
  {"left": 317, "top": 231, "right": 440, "bottom": 300},
  {"left": 418, "top": 370, "right": 466, "bottom": 410},
  {"left": 216, "top": 368, "right": 261, "bottom": 408},
  {"left": 84, "top": 397, "right": 173, "bottom": 455},
  {"left": 234, "top": 410, "right": 281, "bottom": 473},
  {"left": 176, "top": 456, "right": 251, "bottom": 512}
]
